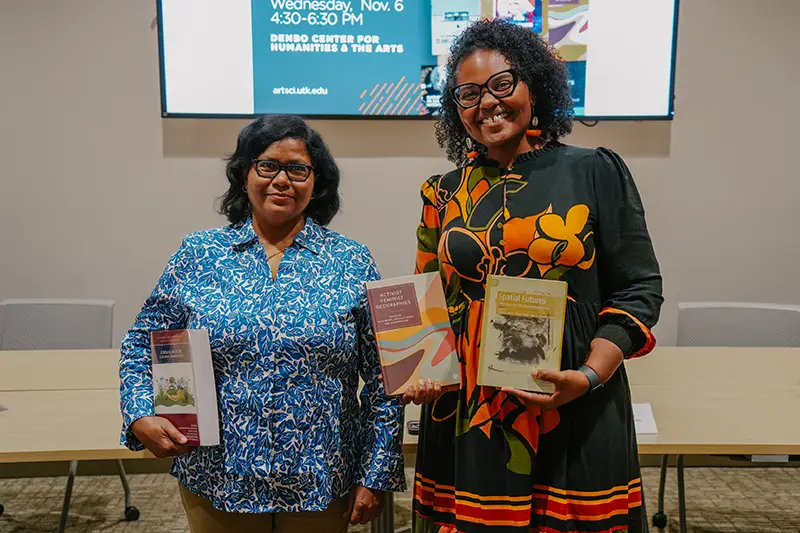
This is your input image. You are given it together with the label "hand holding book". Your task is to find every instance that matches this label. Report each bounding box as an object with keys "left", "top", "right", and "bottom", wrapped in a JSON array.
[
  {"left": 502, "top": 368, "right": 590, "bottom": 410},
  {"left": 377, "top": 375, "right": 444, "bottom": 405},
  {"left": 401, "top": 379, "right": 443, "bottom": 405},
  {"left": 131, "top": 416, "right": 193, "bottom": 458},
  {"left": 503, "top": 338, "right": 624, "bottom": 409}
]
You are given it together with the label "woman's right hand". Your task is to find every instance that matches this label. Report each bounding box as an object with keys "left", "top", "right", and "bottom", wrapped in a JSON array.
[
  {"left": 131, "top": 416, "right": 193, "bottom": 458},
  {"left": 402, "top": 379, "right": 443, "bottom": 405}
]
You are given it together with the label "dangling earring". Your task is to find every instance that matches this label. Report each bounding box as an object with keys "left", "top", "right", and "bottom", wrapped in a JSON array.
[
  {"left": 465, "top": 136, "right": 478, "bottom": 160},
  {"left": 242, "top": 184, "right": 247, "bottom": 192},
  {"left": 526, "top": 114, "right": 542, "bottom": 137}
]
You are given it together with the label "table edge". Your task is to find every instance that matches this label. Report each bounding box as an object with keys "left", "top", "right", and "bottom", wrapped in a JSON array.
[{"left": 0, "top": 449, "right": 152, "bottom": 463}]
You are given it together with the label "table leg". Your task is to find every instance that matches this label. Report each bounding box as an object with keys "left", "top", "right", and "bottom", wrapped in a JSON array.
[
  {"left": 676, "top": 454, "right": 686, "bottom": 533},
  {"left": 57, "top": 460, "right": 78, "bottom": 533},
  {"left": 652, "top": 454, "right": 669, "bottom": 530},
  {"left": 116, "top": 460, "right": 139, "bottom": 521}
]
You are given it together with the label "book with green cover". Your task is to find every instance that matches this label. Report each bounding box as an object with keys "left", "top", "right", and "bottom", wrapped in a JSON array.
[{"left": 478, "top": 275, "right": 567, "bottom": 393}]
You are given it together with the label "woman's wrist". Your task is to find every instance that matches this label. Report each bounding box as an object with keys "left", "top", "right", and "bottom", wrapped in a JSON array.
[
  {"left": 577, "top": 365, "right": 603, "bottom": 394},
  {"left": 583, "top": 338, "right": 624, "bottom": 384}
]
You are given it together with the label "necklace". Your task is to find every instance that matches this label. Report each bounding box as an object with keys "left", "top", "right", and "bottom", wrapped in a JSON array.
[
  {"left": 262, "top": 242, "right": 291, "bottom": 262},
  {"left": 266, "top": 249, "right": 284, "bottom": 261},
  {"left": 265, "top": 246, "right": 288, "bottom": 262}
]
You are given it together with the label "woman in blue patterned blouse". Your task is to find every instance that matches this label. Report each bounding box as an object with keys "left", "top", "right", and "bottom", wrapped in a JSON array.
[{"left": 119, "top": 115, "right": 405, "bottom": 533}]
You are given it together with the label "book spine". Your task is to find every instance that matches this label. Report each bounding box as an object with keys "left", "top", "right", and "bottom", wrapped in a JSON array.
[
  {"left": 556, "top": 282, "right": 568, "bottom": 368},
  {"left": 182, "top": 338, "right": 202, "bottom": 447},
  {"left": 189, "top": 329, "right": 220, "bottom": 447},
  {"left": 365, "top": 285, "right": 397, "bottom": 394},
  {"left": 477, "top": 275, "right": 494, "bottom": 386}
]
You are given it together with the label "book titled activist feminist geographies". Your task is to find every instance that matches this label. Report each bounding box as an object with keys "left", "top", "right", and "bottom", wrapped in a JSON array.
[{"left": 365, "top": 273, "right": 460, "bottom": 395}]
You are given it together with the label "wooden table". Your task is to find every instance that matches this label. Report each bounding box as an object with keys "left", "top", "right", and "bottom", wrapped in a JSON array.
[
  {"left": 0, "top": 349, "right": 146, "bottom": 532},
  {"left": 0, "top": 349, "right": 120, "bottom": 392},
  {"left": 0, "top": 390, "right": 149, "bottom": 463},
  {"left": 3, "top": 347, "right": 800, "bottom": 533},
  {"left": 626, "top": 347, "right": 800, "bottom": 455},
  {"left": 0, "top": 349, "right": 149, "bottom": 464}
]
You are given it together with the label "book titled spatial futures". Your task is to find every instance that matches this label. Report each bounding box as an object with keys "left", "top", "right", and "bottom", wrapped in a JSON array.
[
  {"left": 478, "top": 275, "right": 567, "bottom": 394},
  {"left": 365, "top": 273, "right": 460, "bottom": 395}
]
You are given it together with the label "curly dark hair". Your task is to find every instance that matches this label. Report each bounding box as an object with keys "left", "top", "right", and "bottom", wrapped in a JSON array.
[
  {"left": 435, "top": 18, "right": 574, "bottom": 165},
  {"left": 217, "top": 115, "right": 341, "bottom": 226}
]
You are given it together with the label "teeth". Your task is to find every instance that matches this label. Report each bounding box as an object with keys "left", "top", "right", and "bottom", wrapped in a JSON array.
[{"left": 482, "top": 112, "right": 507, "bottom": 124}]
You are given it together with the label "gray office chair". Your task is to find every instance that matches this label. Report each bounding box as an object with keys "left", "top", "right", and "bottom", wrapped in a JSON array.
[
  {"left": 0, "top": 299, "right": 139, "bottom": 531},
  {"left": 652, "top": 302, "right": 800, "bottom": 533}
]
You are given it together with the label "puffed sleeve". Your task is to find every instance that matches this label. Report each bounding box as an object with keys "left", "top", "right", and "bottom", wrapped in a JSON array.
[
  {"left": 354, "top": 246, "right": 406, "bottom": 492},
  {"left": 119, "top": 238, "right": 194, "bottom": 450},
  {"left": 592, "top": 148, "right": 664, "bottom": 358},
  {"left": 415, "top": 175, "right": 442, "bottom": 274}
]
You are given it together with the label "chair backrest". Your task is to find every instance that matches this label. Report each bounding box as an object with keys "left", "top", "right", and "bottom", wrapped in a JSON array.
[
  {"left": 0, "top": 299, "right": 114, "bottom": 350},
  {"left": 677, "top": 302, "right": 800, "bottom": 348}
]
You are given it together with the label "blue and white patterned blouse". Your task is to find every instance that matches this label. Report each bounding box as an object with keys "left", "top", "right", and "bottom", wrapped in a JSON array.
[{"left": 119, "top": 218, "right": 406, "bottom": 512}]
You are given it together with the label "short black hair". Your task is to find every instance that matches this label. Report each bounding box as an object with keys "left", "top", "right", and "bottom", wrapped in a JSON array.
[
  {"left": 436, "top": 18, "right": 574, "bottom": 165},
  {"left": 217, "top": 115, "right": 341, "bottom": 226}
]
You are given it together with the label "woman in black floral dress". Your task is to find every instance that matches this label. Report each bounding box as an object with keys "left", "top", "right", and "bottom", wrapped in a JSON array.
[{"left": 409, "top": 19, "right": 664, "bottom": 533}]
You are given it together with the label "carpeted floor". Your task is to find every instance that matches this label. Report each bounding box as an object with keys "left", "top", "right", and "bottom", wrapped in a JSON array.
[{"left": 1, "top": 467, "right": 799, "bottom": 532}]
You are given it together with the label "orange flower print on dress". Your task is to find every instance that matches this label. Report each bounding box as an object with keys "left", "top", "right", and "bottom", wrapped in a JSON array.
[
  {"left": 502, "top": 207, "right": 549, "bottom": 256},
  {"left": 528, "top": 204, "right": 595, "bottom": 278}
]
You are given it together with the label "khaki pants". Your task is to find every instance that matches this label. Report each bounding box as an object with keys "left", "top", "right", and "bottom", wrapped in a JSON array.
[{"left": 179, "top": 484, "right": 350, "bottom": 533}]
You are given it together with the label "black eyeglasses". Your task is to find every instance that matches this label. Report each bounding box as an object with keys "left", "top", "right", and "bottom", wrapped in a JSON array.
[
  {"left": 453, "top": 69, "right": 519, "bottom": 109},
  {"left": 252, "top": 159, "right": 315, "bottom": 182}
]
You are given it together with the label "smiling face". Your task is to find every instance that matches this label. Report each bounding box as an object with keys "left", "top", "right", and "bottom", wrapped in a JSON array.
[
  {"left": 245, "top": 137, "right": 315, "bottom": 229},
  {"left": 455, "top": 49, "right": 533, "bottom": 154}
]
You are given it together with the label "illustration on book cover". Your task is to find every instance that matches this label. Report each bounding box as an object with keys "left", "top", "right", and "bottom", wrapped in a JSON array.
[{"left": 154, "top": 374, "right": 195, "bottom": 410}]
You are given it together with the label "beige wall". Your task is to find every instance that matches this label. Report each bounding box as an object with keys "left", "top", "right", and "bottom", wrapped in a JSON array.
[{"left": 1, "top": 0, "right": 798, "bottom": 347}]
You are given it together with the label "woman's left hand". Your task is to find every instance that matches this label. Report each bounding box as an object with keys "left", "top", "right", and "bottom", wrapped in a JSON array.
[
  {"left": 345, "top": 485, "right": 385, "bottom": 525},
  {"left": 502, "top": 369, "right": 590, "bottom": 410}
]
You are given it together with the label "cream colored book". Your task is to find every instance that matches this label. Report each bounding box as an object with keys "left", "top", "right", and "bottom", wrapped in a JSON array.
[{"left": 477, "top": 275, "right": 567, "bottom": 393}]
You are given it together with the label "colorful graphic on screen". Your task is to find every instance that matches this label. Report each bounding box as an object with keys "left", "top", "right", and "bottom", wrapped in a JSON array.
[
  {"left": 495, "top": 0, "right": 543, "bottom": 33},
  {"left": 158, "top": 0, "right": 678, "bottom": 119}
]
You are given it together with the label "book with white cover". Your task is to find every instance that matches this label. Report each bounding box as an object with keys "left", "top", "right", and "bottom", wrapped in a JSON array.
[{"left": 150, "top": 329, "right": 219, "bottom": 446}]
